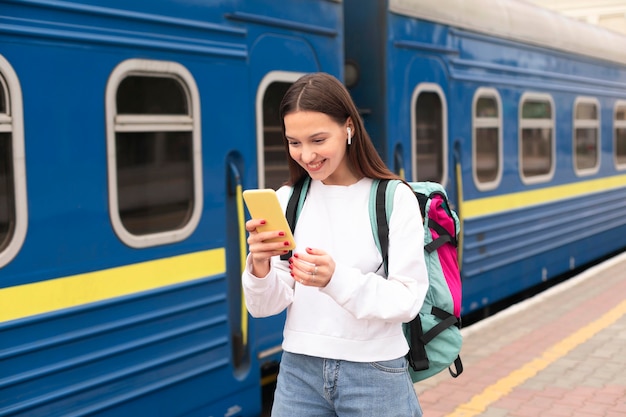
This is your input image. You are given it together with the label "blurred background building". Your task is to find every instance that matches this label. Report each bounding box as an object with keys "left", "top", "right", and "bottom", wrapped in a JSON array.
[{"left": 528, "top": 0, "right": 626, "bottom": 35}]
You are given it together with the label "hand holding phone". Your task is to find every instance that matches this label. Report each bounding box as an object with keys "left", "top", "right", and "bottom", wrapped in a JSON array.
[{"left": 242, "top": 189, "right": 296, "bottom": 250}]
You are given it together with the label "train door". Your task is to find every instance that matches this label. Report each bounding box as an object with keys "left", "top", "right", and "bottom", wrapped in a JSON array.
[
  {"left": 248, "top": 70, "right": 303, "bottom": 374},
  {"left": 245, "top": 27, "right": 331, "bottom": 405},
  {"left": 383, "top": 37, "right": 453, "bottom": 188}
]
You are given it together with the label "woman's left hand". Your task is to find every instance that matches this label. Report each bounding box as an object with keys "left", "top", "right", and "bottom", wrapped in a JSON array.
[{"left": 288, "top": 247, "right": 335, "bottom": 287}]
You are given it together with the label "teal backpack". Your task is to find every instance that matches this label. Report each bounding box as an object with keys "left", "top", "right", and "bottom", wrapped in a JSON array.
[
  {"left": 372, "top": 179, "right": 463, "bottom": 382},
  {"left": 282, "top": 177, "right": 463, "bottom": 382}
]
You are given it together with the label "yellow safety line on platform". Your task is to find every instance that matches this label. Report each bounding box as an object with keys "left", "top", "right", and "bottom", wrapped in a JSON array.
[{"left": 446, "top": 298, "right": 626, "bottom": 417}]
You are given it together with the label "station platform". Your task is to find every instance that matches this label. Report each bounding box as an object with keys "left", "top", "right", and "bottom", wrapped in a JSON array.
[{"left": 415, "top": 251, "right": 626, "bottom": 417}]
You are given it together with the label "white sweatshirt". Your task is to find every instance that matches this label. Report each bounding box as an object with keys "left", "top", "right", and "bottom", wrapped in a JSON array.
[{"left": 242, "top": 177, "right": 428, "bottom": 362}]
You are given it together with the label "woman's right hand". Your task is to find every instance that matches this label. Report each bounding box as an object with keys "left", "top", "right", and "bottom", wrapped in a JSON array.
[{"left": 246, "top": 219, "right": 292, "bottom": 277}]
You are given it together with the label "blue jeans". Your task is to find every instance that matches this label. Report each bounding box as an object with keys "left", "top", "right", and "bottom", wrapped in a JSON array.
[{"left": 271, "top": 352, "right": 423, "bottom": 417}]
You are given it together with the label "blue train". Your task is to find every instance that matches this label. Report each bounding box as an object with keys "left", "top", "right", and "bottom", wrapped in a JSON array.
[{"left": 1, "top": 0, "right": 625, "bottom": 415}]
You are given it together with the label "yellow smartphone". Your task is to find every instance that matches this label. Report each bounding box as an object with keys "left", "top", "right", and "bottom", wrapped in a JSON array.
[{"left": 242, "top": 189, "right": 296, "bottom": 250}]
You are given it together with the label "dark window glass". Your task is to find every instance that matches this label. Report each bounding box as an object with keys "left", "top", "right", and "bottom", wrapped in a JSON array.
[
  {"left": 0, "top": 84, "right": 6, "bottom": 113},
  {"left": 0, "top": 132, "right": 15, "bottom": 251},
  {"left": 521, "top": 128, "right": 552, "bottom": 177},
  {"left": 476, "top": 127, "right": 499, "bottom": 183},
  {"left": 522, "top": 100, "right": 552, "bottom": 119},
  {"left": 615, "top": 105, "right": 626, "bottom": 166},
  {"left": 117, "top": 76, "right": 188, "bottom": 115},
  {"left": 521, "top": 99, "right": 553, "bottom": 177},
  {"left": 475, "top": 96, "right": 499, "bottom": 183},
  {"left": 575, "top": 102, "right": 597, "bottom": 119},
  {"left": 114, "top": 73, "right": 195, "bottom": 236},
  {"left": 574, "top": 101, "right": 598, "bottom": 171},
  {"left": 116, "top": 131, "right": 193, "bottom": 235},
  {"left": 263, "top": 81, "right": 292, "bottom": 190},
  {"left": 476, "top": 97, "right": 498, "bottom": 117},
  {"left": 415, "top": 92, "right": 443, "bottom": 182}
]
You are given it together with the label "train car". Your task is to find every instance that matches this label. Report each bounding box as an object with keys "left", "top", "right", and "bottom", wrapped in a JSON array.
[
  {"left": 3, "top": 0, "right": 626, "bottom": 414},
  {"left": 343, "top": 0, "right": 626, "bottom": 315},
  {"left": 0, "top": 1, "right": 342, "bottom": 416}
]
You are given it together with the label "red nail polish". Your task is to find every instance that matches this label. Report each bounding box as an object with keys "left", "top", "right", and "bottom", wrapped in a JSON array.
[
  {"left": 260, "top": 220, "right": 266, "bottom": 225},
  {"left": 278, "top": 231, "right": 285, "bottom": 236},
  {"left": 294, "top": 254, "right": 299, "bottom": 258},
  {"left": 284, "top": 241, "right": 290, "bottom": 246}
]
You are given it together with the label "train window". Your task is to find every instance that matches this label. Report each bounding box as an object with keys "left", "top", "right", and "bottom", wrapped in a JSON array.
[
  {"left": 472, "top": 88, "right": 502, "bottom": 190},
  {"left": 0, "top": 54, "right": 27, "bottom": 268},
  {"left": 256, "top": 71, "right": 304, "bottom": 189},
  {"left": 573, "top": 98, "right": 600, "bottom": 175},
  {"left": 106, "top": 59, "right": 202, "bottom": 248},
  {"left": 519, "top": 94, "right": 555, "bottom": 183},
  {"left": 615, "top": 101, "right": 626, "bottom": 170},
  {"left": 411, "top": 84, "right": 447, "bottom": 183},
  {"left": 0, "top": 83, "right": 5, "bottom": 113}
]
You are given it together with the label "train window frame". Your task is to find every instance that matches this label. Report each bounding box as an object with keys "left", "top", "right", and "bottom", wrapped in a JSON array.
[
  {"left": 614, "top": 100, "right": 626, "bottom": 170},
  {"left": 518, "top": 93, "right": 556, "bottom": 185},
  {"left": 255, "top": 71, "right": 305, "bottom": 190},
  {"left": 0, "top": 54, "right": 27, "bottom": 269},
  {"left": 472, "top": 87, "right": 503, "bottom": 191},
  {"left": 105, "top": 59, "right": 203, "bottom": 248},
  {"left": 411, "top": 83, "right": 448, "bottom": 184},
  {"left": 573, "top": 97, "right": 601, "bottom": 176}
]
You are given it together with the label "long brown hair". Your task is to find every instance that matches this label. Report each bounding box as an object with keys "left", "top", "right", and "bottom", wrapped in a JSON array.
[{"left": 279, "top": 72, "right": 402, "bottom": 185}]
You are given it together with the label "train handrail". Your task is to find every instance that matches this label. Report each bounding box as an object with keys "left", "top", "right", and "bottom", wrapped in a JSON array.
[
  {"left": 229, "top": 162, "right": 249, "bottom": 347},
  {"left": 236, "top": 185, "right": 249, "bottom": 346},
  {"left": 454, "top": 140, "right": 464, "bottom": 268}
]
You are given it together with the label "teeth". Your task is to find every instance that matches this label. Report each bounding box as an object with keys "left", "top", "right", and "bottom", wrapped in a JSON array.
[{"left": 309, "top": 161, "right": 323, "bottom": 169}]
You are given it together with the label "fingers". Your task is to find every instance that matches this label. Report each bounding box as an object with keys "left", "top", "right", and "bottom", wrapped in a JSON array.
[
  {"left": 246, "top": 219, "right": 291, "bottom": 259},
  {"left": 245, "top": 218, "right": 266, "bottom": 232},
  {"left": 289, "top": 258, "right": 320, "bottom": 286},
  {"left": 289, "top": 252, "right": 333, "bottom": 288}
]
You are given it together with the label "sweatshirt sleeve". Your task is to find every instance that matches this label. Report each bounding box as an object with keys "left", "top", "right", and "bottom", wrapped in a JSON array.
[
  {"left": 320, "top": 183, "right": 428, "bottom": 322},
  {"left": 241, "top": 254, "right": 295, "bottom": 317},
  {"left": 241, "top": 186, "right": 295, "bottom": 318}
]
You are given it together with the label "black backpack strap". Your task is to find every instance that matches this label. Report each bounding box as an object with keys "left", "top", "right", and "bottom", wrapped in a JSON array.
[
  {"left": 374, "top": 180, "right": 391, "bottom": 275},
  {"left": 280, "top": 176, "right": 309, "bottom": 261},
  {"left": 406, "top": 316, "right": 429, "bottom": 372},
  {"left": 415, "top": 192, "right": 428, "bottom": 219},
  {"left": 420, "top": 307, "right": 460, "bottom": 344},
  {"left": 407, "top": 306, "right": 462, "bottom": 373},
  {"left": 424, "top": 220, "right": 458, "bottom": 253},
  {"left": 421, "top": 192, "right": 458, "bottom": 253},
  {"left": 449, "top": 356, "right": 463, "bottom": 377},
  {"left": 376, "top": 180, "right": 430, "bottom": 372}
]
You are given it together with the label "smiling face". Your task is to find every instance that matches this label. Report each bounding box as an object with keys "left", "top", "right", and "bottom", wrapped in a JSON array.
[{"left": 284, "top": 111, "right": 356, "bottom": 186}]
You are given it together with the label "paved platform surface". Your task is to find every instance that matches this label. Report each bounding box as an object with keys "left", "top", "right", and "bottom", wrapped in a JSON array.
[{"left": 414, "top": 251, "right": 626, "bottom": 417}]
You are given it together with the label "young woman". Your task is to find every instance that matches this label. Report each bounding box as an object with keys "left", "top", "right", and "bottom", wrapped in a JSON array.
[{"left": 242, "top": 72, "right": 428, "bottom": 416}]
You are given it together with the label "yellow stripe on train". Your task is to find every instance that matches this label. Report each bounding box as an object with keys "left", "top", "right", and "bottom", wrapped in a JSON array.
[
  {"left": 0, "top": 248, "right": 226, "bottom": 324},
  {"left": 461, "top": 173, "right": 626, "bottom": 219}
]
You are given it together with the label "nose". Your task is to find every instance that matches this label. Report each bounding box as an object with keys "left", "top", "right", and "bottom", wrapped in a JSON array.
[{"left": 300, "top": 145, "right": 316, "bottom": 164}]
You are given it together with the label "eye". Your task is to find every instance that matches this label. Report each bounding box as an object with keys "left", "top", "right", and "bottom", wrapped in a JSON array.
[{"left": 287, "top": 140, "right": 300, "bottom": 146}]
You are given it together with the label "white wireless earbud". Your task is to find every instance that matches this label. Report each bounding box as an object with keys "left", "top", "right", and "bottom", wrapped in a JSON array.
[{"left": 347, "top": 127, "right": 352, "bottom": 145}]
